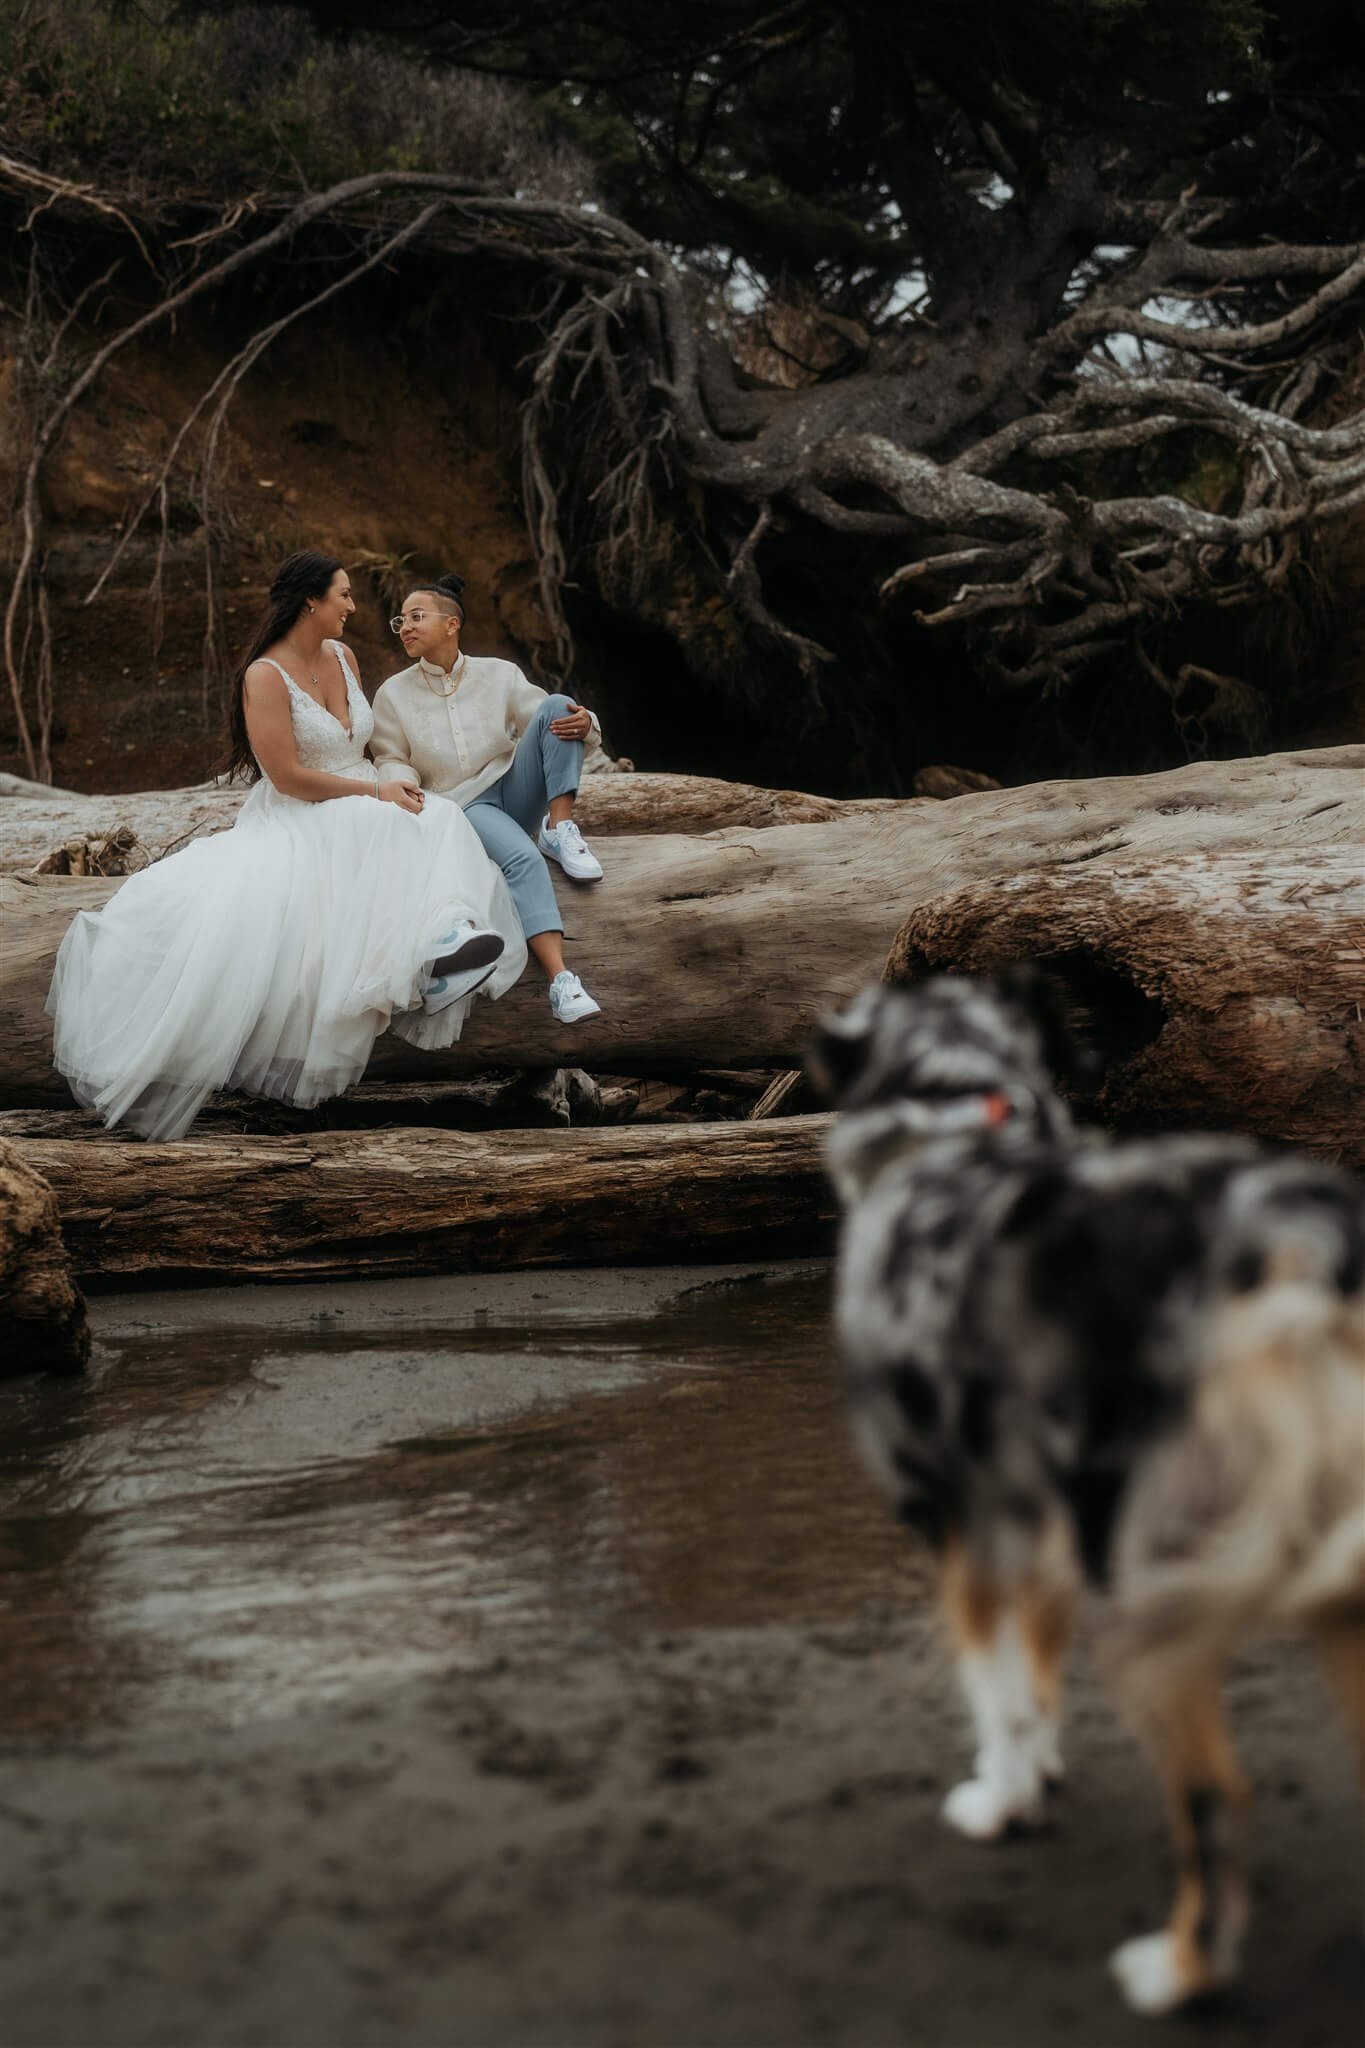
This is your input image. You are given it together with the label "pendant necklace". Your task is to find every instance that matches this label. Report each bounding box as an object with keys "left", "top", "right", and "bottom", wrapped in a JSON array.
[{"left": 286, "top": 635, "right": 324, "bottom": 691}]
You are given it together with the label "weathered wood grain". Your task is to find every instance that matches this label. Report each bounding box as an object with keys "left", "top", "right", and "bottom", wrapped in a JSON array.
[
  {"left": 13, "top": 1115, "right": 836, "bottom": 1288},
  {"left": 0, "top": 770, "right": 898, "bottom": 873},
  {"left": 3, "top": 746, "right": 1361, "bottom": 1115},
  {"left": 887, "top": 847, "right": 1365, "bottom": 1165}
]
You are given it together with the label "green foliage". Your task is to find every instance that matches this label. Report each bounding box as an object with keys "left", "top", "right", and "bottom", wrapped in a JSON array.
[
  {"left": 228, "top": 0, "right": 1275, "bottom": 304},
  {"left": 0, "top": 0, "right": 593, "bottom": 200}
]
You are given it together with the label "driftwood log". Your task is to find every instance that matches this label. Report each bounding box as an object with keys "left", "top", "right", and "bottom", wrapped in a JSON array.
[
  {"left": 0, "top": 1067, "right": 641, "bottom": 1139},
  {"left": 888, "top": 850, "right": 1365, "bottom": 1167},
  {"left": 17, "top": 1115, "right": 835, "bottom": 1289},
  {"left": 0, "top": 770, "right": 899, "bottom": 874},
  {"left": 2, "top": 748, "right": 1360, "bottom": 1122}
]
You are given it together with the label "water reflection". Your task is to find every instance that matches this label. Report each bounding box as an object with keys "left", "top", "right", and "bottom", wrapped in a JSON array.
[{"left": 0, "top": 1271, "right": 918, "bottom": 1739}]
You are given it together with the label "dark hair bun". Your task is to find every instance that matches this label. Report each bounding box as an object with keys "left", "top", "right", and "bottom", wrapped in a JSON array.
[{"left": 434, "top": 573, "right": 466, "bottom": 602}]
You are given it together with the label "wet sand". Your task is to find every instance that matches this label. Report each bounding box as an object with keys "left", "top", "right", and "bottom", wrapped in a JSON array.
[{"left": 0, "top": 1264, "right": 1359, "bottom": 2046}]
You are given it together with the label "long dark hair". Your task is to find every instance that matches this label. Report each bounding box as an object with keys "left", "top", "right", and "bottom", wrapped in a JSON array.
[{"left": 222, "top": 551, "right": 343, "bottom": 783}]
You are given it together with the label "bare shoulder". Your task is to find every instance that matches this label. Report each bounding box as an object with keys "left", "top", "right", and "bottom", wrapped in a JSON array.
[{"left": 242, "top": 657, "right": 288, "bottom": 701}]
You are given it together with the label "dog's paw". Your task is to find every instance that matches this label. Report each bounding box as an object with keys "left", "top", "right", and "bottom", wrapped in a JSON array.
[
  {"left": 942, "top": 1777, "right": 1025, "bottom": 1840},
  {"left": 1109, "top": 1933, "right": 1198, "bottom": 2015}
]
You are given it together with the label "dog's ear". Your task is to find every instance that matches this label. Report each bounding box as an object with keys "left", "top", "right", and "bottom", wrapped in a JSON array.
[
  {"left": 993, "top": 962, "right": 1096, "bottom": 1090},
  {"left": 807, "top": 986, "right": 883, "bottom": 1103}
]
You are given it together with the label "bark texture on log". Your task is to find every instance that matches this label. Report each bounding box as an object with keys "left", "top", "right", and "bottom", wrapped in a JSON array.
[
  {"left": 12, "top": 1116, "right": 835, "bottom": 1288},
  {"left": 3, "top": 747, "right": 1360, "bottom": 1116},
  {"left": 887, "top": 850, "right": 1365, "bottom": 1166},
  {"left": 0, "top": 1137, "right": 89, "bottom": 1372},
  {"left": 0, "top": 771, "right": 898, "bottom": 873}
]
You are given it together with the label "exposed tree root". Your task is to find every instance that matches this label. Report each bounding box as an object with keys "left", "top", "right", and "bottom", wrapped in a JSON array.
[{"left": 2, "top": 149, "right": 1362, "bottom": 767}]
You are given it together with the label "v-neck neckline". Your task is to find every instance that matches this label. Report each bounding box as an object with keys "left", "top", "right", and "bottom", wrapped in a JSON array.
[{"left": 272, "top": 646, "right": 353, "bottom": 740}]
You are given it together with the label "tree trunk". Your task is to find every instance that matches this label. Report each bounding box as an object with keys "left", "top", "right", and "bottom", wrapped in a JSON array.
[
  {"left": 2, "top": 745, "right": 1359, "bottom": 1119},
  {"left": 11, "top": 1115, "right": 835, "bottom": 1289},
  {"left": 886, "top": 849, "right": 1365, "bottom": 1166}
]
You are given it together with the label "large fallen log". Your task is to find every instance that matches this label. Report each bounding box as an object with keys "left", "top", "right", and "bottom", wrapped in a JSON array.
[
  {"left": 887, "top": 849, "right": 1365, "bottom": 1168},
  {"left": 2, "top": 746, "right": 1360, "bottom": 1133},
  {"left": 11, "top": 1115, "right": 835, "bottom": 1288},
  {"left": 0, "top": 770, "right": 898, "bottom": 873}
]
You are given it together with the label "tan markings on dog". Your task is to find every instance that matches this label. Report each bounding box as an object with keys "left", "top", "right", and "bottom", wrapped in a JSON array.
[
  {"left": 941, "top": 1539, "right": 999, "bottom": 1651},
  {"left": 1018, "top": 1579, "right": 1073, "bottom": 1721},
  {"left": 1140, "top": 1669, "right": 1252, "bottom": 1995}
]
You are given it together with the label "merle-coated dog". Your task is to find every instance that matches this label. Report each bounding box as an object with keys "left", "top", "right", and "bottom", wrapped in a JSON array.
[{"left": 813, "top": 970, "right": 1363, "bottom": 2016}]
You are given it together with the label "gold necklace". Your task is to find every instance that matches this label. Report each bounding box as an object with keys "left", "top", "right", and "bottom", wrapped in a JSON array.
[{"left": 422, "top": 652, "right": 465, "bottom": 697}]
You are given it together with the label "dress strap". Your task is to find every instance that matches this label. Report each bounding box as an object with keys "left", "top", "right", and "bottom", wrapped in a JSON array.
[{"left": 328, "top": 640, "right": 360, "bottom": 692}]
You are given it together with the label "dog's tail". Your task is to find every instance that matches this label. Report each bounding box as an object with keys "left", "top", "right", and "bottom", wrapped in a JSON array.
[
  {"left": 1189, "top": 1161, "right": 1365, "bottom": 1621},
  {"left": 1205, "top": 1160, "right": 1364, "bottom": 1369}
]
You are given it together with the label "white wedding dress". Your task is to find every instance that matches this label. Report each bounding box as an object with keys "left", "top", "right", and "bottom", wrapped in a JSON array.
[{"left": 47, "top": 642, "right": 527, "bottom": 1140}]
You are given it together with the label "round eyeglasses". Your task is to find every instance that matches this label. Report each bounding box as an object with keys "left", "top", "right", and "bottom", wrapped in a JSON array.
[{"left": 389, "top": 611, "right": 433, "bottom": 634}]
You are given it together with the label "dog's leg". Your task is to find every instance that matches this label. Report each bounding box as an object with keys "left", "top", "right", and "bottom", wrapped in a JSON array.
[
  {"left": 1018, "top": 1576, "right": 1073, "bottom": 1787},
  {"left": 1108, "top": 1659, "right": 1251, "bottom": 2016},
  {"left": 940, "top": 1545, "right": 1051, "bottom": 1839}
]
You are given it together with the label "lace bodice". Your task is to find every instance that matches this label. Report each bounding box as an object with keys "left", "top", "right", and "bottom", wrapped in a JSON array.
[{"left": 254, "top": 641, "right": 374, "bottom": 782}]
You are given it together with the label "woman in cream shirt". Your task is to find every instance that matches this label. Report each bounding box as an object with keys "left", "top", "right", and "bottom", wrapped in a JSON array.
[{"left": 372, "top": 573, "right": 605, "bottom": 1023}]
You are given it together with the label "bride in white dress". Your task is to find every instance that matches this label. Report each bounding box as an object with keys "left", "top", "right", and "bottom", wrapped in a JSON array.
[{"left": 47, "top": 552, "right": 527, "bottom": 1140}]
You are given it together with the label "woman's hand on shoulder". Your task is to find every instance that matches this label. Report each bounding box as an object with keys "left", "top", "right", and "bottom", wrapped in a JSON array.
[{"left": 378, "top": 777, "right": 425, "bottom": 815}]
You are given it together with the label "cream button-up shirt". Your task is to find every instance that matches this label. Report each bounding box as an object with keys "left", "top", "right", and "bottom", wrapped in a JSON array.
[{"left": 370, "top": 654, "right": 601, "bottom": 808}]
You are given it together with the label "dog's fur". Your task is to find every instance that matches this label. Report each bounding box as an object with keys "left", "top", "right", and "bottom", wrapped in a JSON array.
[{"left": 814, "top": 971, "right": 1364, "bottom": 2016}]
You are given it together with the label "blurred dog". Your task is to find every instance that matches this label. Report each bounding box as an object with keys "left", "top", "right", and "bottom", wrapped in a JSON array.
[{"left": 813, "top": 971, "right": 1364, "bottom": 2016}]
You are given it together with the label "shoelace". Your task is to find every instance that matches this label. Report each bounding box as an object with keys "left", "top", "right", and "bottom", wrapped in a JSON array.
[{"left": 556, "top": 821, "right": 586, "bottom": 853}]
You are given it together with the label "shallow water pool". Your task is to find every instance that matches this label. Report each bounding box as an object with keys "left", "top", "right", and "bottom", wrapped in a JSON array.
[{"left": 0, "top": 1263, "right": 918, "bottom": 1738}]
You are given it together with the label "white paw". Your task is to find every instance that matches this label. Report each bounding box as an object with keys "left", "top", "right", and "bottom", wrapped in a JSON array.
[
  {"left": 1109, "top": 1932, "right": 1194, "bottom": 2015},
  {"left": 942, "top": 1778, "right": 1017, "bottom": 1840}
]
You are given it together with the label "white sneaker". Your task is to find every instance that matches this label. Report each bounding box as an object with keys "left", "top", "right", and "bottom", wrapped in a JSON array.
[
  {"left": 538, "top": 816, "right": 603, "bottom": 882},
  {"left": 431, "top": 921, "right": 505, "bottom": 978},
  {"left": 548, "top": 970, "right": 601, "bottom": 1024},
  {"left": 423, "top": 923, "right": 505, "bottom": 1012}
]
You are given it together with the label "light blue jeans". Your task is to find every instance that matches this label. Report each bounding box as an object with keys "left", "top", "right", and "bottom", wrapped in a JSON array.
[{"left": 463, "top": 695, "right": 583, "bottom": 940}]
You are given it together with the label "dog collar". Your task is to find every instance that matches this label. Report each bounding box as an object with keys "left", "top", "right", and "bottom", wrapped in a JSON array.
[
  {"left": 886, "top": 1090, "right": 1016, "bottom": 1138},
  {"left": 922, "top": 1090, "right": 1014, "bottom": 1132}
]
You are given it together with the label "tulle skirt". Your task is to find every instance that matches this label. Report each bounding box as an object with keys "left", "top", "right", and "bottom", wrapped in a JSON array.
[{"left": 46, "top": 783, "right": 528, "bottom": 1140}]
